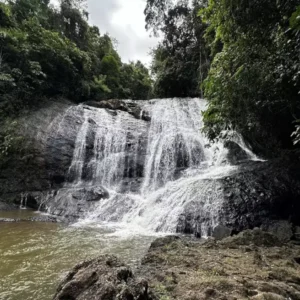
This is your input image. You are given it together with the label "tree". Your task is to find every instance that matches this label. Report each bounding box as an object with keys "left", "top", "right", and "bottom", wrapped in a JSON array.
[
  {"left": 0, "top": 0, "right": 153, "bottom": 109},
  {"left": 145, "top": 0, "right": 210, "bottom": 98},
  {"left": 200, "top": 0, "right": 300, "bottom": 154}
]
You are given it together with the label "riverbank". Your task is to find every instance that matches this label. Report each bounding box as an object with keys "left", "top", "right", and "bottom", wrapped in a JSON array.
[{"left": 54, "top": 229, "right": 300, "bottom": 300}]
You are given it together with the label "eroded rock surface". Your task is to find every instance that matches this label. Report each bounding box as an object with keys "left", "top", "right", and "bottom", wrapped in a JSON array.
[
  {"left": 140, "top": 230, "right": 300, "bottom": 300},
  {"left": 53, "top": 255, "right": 157, "bottom": 300}
]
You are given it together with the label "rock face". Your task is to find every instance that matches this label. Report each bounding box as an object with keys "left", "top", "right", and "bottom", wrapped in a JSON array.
[
  {"left": 55, "top": 230, "right": 300, "bottom": 300},
  {"left": 84, "top": 99, "right": 151, "bottom": 122},
  {"left": 53, "top": 255, "right": 157, "bottom": 300},
  {"left": 45, "top": 187, "right": 109, "bottom": 218},
  {"left": 0, "top": 98, "right": 150, "bottom": 218},
  {"left": 0, "top": 98, "right": 79, "bottom": 207},
  {"left": 177, "top": 159, "right": 300, "bottom": 238}
]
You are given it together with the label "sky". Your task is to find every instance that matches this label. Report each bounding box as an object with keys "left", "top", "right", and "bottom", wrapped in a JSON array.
[{"left": 52, "top": 0, "right": 160, "bottom": 65}]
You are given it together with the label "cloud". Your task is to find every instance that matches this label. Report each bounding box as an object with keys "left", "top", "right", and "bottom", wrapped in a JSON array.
[
  {"left": 50, "top": 0, "right": 159, "bottom": 65},
  {"left": 87, "top": 0, "right": 160, "bottom": 65}
]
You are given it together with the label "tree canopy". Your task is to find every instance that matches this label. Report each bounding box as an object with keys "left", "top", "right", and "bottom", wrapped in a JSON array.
[
  {"left": 199, "top": 0, "right": 300, "bottom": 153},
  {"left": 0, "top": 0, "right": 152, "bottom": 117},
  {"left": 145, "top": 0, "right": 210, "bottom": 98}
]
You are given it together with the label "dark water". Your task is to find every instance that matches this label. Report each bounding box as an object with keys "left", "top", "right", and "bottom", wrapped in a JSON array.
[{"left": 0, "top": 210, "right": 156, "bottom": 300}]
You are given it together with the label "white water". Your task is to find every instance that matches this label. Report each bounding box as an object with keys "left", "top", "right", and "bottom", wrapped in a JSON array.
[{"left": 47, "top": 98, "right": 258, "bottom": 236}]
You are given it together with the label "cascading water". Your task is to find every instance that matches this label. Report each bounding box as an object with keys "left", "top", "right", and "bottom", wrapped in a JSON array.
[{"left": 45, "top": 98, "right": 257, "bottom": 236}]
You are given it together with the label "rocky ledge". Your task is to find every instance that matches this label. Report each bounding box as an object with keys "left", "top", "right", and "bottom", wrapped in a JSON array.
[
  {"left": 54, "top": 229, "right": 300, "bottom": 300},
  {"left": 84, "top": 99, "right": 151, "bottom": 122}
]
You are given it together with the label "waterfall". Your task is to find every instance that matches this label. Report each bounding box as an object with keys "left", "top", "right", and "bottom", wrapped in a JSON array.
[{"left": 46, "top": 98, "right": 258, "bottom": 236}]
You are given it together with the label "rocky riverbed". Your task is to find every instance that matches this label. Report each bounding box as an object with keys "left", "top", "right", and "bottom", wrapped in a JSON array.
[{"left": 54, "top": 229, "right": 300, "bottom": 300}]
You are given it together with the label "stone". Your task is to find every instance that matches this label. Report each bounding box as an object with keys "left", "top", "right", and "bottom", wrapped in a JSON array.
[
  {"left": 224, "top": 140, "right": 249, "bottom": 164},
  {"left": 261, "top": 220, "right": 293, "bottom": 242},
  {"left": 220, "top": 229, "right": 282, "bottom": 248},
  {"left": 149, "top": 236, "right": 181, "bottom": 251},
  {"left": 0, "top": 218, "right": 20, "bottom": 222},
  {"left": 212, "top": 224, "right": 232, "bottom": 240},
  {"left": 72, "top": 187, "right": 109, "bottom": 202},
  {"left": 0, "top": 201, "right": 18, "bottom": 211},
  {"left": 44, "top": 186, "right": 110, "bottom": 219},
  {"left": 251, "top": 293, "right": 286, "bottom": 300},
  {"left": 53, "top": 255, "right": 157, "bottom": 300}
]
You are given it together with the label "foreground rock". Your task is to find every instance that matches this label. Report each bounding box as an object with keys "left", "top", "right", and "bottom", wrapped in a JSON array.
[
  {"left": 0, "top": 201, "right": 18, "bottom": 211},
  {"left": 53, "top": 255, "right": 157, "bottom": 300},
  {"left": 55, "top": 230, "right": 300, "bottom": 300},
  {"left": 140, "top": 230, "right": 300, "bottom": 300}
]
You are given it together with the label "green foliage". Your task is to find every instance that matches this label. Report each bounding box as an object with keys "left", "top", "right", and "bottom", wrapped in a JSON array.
[
  {"left": 145, "top": 0, "right": 210, "bottom": 98},
  {"left": 290, "top": 6, "right": 300, "bottom": 30},
  {"left": 0, "top": 0, "right": 152, "bottom": 115},
  {"left": 199, "top": 0, "right": 300, "bottom": 153},
  {"left": 0, "top": 120, "right": 23, "bottom": 165},
  {"left": 120, "top": 61, "right": 153, "bottom": 99}
]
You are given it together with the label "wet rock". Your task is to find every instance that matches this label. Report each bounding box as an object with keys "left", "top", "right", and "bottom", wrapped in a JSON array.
[
  {"left": 85, "top": 99, "right": 128, "bottom": 111},
  {"left": 176, "top": 213, "right": 202, "bottom": 237},
  {"left": 224, "top": 140, "right": 249, "bottom": 164},
  {"left": 261, "top": 220, "right": 293, "bottom": 242},
  {"left": 220, "top": 229, "right": 282, "bottom": 248},
  {"left": 44, "top": 186, "right": 109, "bottom": 219},
  {"left": 0, "top": 218, "right": 20, "bottom": 222},
  {"left": 27, "top": 215, "right": 61, "bottom": 223},
  {"left": 0, "top": 99, "right": 78, "bottom": 208},
  {"left": 53, "top": 255, "right": 157, "bottom": 300},
  {"left": 0, "top": 201, "right": 18, "bottom": 211},
  {"left": 84, "top": 99, "right": 151, "bottom": 123},
  {"left": 179, "top": 159, "right": 300, "bottom": 238},
  {"left": 72, "top": 187, "right": 109, "bottom": 202},
  {"left": 212, "top": 224, "right": 232, "bottom": 240}
]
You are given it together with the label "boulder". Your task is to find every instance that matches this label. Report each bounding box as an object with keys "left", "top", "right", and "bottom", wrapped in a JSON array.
[
  {"left": 44, "top": 186, "right": 109, "bottom": 219},
  {"left": 224, "top": 140, "right": 249, "bottom": 164},
  {"left": 212, "top": 224, "right": 232, "bottom": 240},
  {"left": 261, "top": 220, "right": 293, "bottom": 242},
  {"left": 84, "top": 100, "right": 151, "bottom": 122},
  {"left": 53, "top": 255, "right": 157, "bottom": 300},
  {"left": 220, "top": 228, "right": 282, "bottom": 247},
  {"left": 72, "top": 187, "right": 109, "bottom": 202}
]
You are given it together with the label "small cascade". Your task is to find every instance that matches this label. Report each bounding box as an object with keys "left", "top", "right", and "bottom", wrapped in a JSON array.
[
  {"left": 44, "top": 98, "right": 259, "bottom": 236},
  {"left": 142, "top": 99, "right": 212, "bottom": 193},
  {"left": 67, "top": 112, "right": 90, "bottom": 185}
]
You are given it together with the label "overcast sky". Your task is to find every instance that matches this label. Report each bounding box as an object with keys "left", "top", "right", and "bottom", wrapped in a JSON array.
[{"left": 52, "top": 0, "right": 160, "bottom": 65}]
